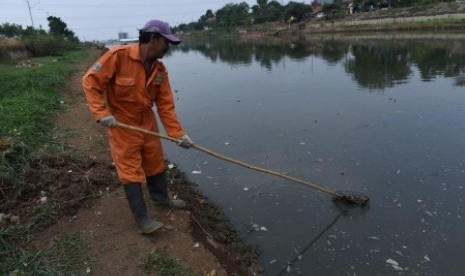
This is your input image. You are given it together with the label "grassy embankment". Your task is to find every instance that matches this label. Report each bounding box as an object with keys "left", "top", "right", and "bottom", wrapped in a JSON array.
[
  {"left": 0, "top": 51, "right": 91, "bottom": 274},
  {"left": 285, "top": 3, "right": 465, "bottom": 34},
  {"left": 0, "top": 50, "right": 192, "bottom": 275}
]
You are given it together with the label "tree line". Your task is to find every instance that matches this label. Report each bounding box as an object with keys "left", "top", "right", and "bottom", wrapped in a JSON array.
[
  {"left": 174, "top": 0, "right": 458, "bottom": 32},
  {"left": 0, "top": 16, "right": 79, "bottom": 56},
  {"left": 174, "top": 0, "right": 312, "bottom": 32}
]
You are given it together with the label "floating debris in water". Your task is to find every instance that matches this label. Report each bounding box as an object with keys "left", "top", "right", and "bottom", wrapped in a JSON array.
[
  {"left": 424, "top": 210, "right": 434, "bottom": 217},
  {"left": 269, "top": 260, "right": 277, "bottom": 264},
  {"left": 192, "top": 170, "right": 202, "bottom": 174},
  {"left": 243, "top": 187, "right": 249, "bottom": 191},
  {"left": 167, "top": 163, "right": 175, "bottom": 169},
  {"left": 224, "top": 142, "right": 230, "bottom": 146},
  {"left": 299, "top": 142, "right": 306, "bottom": 145},
  {"left": 441, "top": 182, "right": 448, "bottom": 191},
  {"left": 286, "top": 263, "right": 291, "bottom": 273},
  {"left": 251, "top": 223, "right": 268, "bottom": 232},
  {"left": 386, "top": 258, "right": 403, "bottom": 271}
]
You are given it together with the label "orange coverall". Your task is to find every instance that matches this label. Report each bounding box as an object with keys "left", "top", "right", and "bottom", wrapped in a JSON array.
[{"left": 82, "top": 44, "right": 185, "bottom": 184}]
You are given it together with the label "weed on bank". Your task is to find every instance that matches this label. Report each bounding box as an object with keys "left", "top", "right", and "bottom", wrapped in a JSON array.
[{"left": 0, "top": 51, "right": 92, "bottom": 275}]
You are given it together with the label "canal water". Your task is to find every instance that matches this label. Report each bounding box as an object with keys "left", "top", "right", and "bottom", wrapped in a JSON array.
[{"left": 161, "top": 35, "right": 465, "bottom": 275}]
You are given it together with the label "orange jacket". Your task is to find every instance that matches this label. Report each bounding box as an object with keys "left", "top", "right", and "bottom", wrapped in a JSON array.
[{"left": 82, "top": 44, "right": 185, "bottom": 139}]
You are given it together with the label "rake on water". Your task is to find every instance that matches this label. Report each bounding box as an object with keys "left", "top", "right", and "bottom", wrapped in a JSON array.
[{"left": 115, "top": 122, "right": 369, "bottom": 207}]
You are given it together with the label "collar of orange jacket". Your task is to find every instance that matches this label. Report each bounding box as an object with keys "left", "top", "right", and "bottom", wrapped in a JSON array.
[
  {"left": 128, "top": 44, "right": 141, "bottom": 61},
  {"left": 127, "top": 43, "right": 163, "bottom": 70}
]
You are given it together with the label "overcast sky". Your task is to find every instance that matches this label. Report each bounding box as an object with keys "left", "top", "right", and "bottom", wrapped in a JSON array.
[{"left": 1, "top": 0, "right": 294, "bottom": 41}]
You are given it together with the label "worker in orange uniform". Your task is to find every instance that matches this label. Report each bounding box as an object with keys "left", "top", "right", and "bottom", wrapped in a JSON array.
[{"left": 82, "top": 19, "right": 193, "bottom": 234}]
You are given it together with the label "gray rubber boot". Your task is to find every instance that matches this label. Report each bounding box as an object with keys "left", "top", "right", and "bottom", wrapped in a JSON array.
[
  {"left": 123, "top": 183, "right": 164, "bottom": 234},
  {"left": 146, "top": 173, "right": 187, "bottom": 208}
]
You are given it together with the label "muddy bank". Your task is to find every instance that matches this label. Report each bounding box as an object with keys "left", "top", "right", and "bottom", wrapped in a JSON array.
[
  {"left": 0, "top": 153, "right": 261, "bottom": 275},
  {"left": 166, "top": 162, "right": 262, "bottom": 274},
  {"left": 1, "top": 155, "right": 120, "bottom": 230}
]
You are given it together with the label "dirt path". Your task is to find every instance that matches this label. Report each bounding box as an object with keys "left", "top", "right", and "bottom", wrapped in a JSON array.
[{"left": 31, "top": 48, "right": 257, "bottom": 275}]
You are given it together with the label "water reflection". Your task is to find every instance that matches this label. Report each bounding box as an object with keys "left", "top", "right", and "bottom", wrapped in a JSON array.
[
  {"left": 277, "top": 215, "right": 340, "bottom": 275},
  {"left": 176, "top": 35, "right": 465, "bottom": 89}
]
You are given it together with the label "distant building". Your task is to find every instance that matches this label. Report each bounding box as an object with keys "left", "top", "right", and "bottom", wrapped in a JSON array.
[{"left": 118, "top": 32, "right": 128, "bottom": 40}]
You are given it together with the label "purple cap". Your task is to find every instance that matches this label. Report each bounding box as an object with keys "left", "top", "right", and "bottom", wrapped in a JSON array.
[{"left": 140, "top": 19, "right": 181, "bottom": 45}]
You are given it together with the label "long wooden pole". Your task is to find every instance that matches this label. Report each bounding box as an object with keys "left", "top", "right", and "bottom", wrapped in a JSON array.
[{"left": 115, "top": 122, "right": 343, "bottom": 198}]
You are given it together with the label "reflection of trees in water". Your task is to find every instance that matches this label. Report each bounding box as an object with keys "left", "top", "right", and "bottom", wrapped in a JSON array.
[
  {"left": 344, "top": 43, "right": 412, "bottom": 90},
  {"left": 347, "top": 41, "right": 465, "bottom": 88},
  {"left": 178, "top": 38, "right": 311, "bottom": 70},
  {"left": 409, "top": 43, "right": 465, "bottom": 82},
  {"left": 176, "top": 38, "right": 465, "bottom": 89},
  {"left": 319, "top": 41, "right": 347, "bottom": 65}
]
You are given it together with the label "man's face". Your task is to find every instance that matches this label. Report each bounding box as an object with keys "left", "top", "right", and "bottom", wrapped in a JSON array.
[{"left": 151, "top": 36, "right": 169, "bottom": 59}]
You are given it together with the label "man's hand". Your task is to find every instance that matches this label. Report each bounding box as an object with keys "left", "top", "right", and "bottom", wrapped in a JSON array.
[
  {"left": 177, "top": 134, "right": 193, "bottom": 149},
  {"left": 98, "top": 115, "right": 116, "bottom": 128}
]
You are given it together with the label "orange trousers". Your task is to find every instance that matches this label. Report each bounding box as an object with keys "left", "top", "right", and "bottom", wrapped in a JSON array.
[{"left": 108, "top": 118, "right": 164, "bottom": 184}]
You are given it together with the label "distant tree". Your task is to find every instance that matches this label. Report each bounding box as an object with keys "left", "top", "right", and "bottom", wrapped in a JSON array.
[
  {"left": 322, "top": 0, "right": 344, "bottom": 17},
  {"left": 205, "top": 9, "right": 215, "bottom": 19},
  {"left": 215, "top": 2, "right": 250, "bottom": 27},
  {"left": 282, "top": 1, "right": 311, "bottom": 22},
  {"left": 267, "top": 1, "right": 284, "bottom": 21},
  {"left": 0, "top": 23, "right": 46, "bottom": 38},
  {"left": 198, "top": 9, "right": 216, "bottom": 29},
  {"left": 0, "top": 23, "right": 24, "bottom": 37},
  {"left": 174, "top": 23, "right": 188, "bottom": 33},
  {"left": 187, "top": 22, "right": 202, "bottom": 31},
  {"left": 47, "top": 16, "right": 79, "bottom": 42},
  {"left": 251, "top": 0, "right": 269, "bottom": 23},
  {"left": 252, "top": 0, "right": 284, "bottom": 23}
]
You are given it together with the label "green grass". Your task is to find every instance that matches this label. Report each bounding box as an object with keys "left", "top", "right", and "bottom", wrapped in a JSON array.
[
  {"left": 0, "top": 51, "right": 86, "bottom": 141},
  {"left": 0, "top": 50, "right": 89, "bottom": 276},
  {"left": 139, "top": 247, "right": 193, "bottom": 276},
  {"left": 1, "top": 231, "right": 91, "bottom": 275},
  {"left": 0, "top": 51, "right": 85, "bottom": 185}
]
